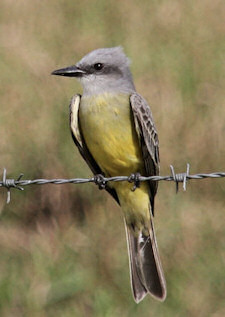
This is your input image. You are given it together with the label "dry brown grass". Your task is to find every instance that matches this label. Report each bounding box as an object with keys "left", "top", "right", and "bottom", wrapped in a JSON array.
[{"left": 0, "top": 1, "right": 224, "bottom": 316}]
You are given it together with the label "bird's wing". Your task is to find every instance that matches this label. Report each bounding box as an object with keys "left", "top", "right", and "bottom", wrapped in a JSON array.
[
  {"left": 130, "top": 93, "right": 160, "bottom": 214},
  {"left": 70, "top": 94, "right": 120, "bottom": 205}
]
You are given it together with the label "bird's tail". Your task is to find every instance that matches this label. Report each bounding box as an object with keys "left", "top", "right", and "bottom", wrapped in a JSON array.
[{"left": 125, "top": 217, "right": 166, "bottom": 303}]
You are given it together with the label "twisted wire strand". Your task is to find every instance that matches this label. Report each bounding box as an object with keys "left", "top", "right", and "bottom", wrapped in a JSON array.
[{"left": 0, "top": 165, "right": 224, "bottom": 203}]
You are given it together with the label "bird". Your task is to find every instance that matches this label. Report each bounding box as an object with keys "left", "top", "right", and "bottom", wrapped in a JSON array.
[{"left": 52, "top": 46, "right": 166, "bottom": 303}]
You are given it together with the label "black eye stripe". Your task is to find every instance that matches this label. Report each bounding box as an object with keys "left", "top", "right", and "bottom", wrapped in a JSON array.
[{"left": 94, "top": 63, "right": 104, "bottom": 71}]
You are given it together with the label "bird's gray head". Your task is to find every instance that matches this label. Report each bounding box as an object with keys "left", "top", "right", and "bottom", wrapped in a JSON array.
[{"left": 52, "top": 47, "right": 135, "bottom": 95}]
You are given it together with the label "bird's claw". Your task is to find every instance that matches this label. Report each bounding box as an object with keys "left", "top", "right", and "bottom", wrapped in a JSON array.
[
  {"left": 128, "top": 173, "right": 141, "bottom": 191},
  {"left": 94, "top": 174, "right": 107, "bottom": 190}
]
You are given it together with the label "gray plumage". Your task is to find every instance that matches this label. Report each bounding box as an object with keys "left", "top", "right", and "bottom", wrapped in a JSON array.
[{"left": 77, "top": 47, "right": 135, "bottom": 95}]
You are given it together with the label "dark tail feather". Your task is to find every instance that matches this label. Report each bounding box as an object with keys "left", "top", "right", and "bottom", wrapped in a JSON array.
[{"left": 125, "top": 219, "right": 166, "bottom": 303}]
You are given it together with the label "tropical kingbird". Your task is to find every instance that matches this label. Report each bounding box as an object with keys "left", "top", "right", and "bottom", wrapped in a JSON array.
[{"left": 52, "top": 47, "right": 166, "bottom": 303}]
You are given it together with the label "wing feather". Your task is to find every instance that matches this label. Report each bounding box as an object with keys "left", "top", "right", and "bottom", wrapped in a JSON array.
[{"left": 130, "top": 93, "right": 160, "bottom": 214}]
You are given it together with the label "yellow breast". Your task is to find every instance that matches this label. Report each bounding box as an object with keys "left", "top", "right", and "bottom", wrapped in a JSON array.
[{"left": 79, "top": 93, "right": 143, "bottom": 177}]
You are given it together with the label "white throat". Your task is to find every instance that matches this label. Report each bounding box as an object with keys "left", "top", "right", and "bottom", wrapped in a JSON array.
[{"left": 79, "top": 74, "right": 135, "bottom": 96}]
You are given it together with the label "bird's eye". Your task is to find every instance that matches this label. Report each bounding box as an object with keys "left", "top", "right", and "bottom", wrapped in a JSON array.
[{"left": 94, "top": 63, "right": 103, "bottom": 71}]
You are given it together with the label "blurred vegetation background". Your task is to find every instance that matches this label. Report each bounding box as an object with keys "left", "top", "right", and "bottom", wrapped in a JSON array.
[{"left": 0, "top": 0, "right": 224, "bottom": 316}]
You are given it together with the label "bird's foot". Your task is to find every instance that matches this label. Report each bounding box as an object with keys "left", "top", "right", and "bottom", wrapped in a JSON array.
[
  {"left": 94, "top": 174, "right": 107, "bottom": 190},
  {"left": 128, "top": 173, "right": 141, "bottom": 191}
]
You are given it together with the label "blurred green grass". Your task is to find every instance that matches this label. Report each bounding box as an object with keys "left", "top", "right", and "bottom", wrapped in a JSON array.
[{"left": 0, "top": 0, "right": 225, "bottom": 316}]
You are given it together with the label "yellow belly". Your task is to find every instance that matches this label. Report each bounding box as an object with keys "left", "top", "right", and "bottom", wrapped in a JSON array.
[
  {"left": 79, "top": 93, "right": 143, "bottom": 177},
  {"left": 79, "top": 93, "right": 150, "bottom": 230}
]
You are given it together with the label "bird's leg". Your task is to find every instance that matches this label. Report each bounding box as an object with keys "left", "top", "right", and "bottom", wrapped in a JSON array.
[
  {"left": 94, "top": 174, "right": 107, "bottom": 190},
  {"left": 128, "top": 172, "right": 141, "bottom": 191}
]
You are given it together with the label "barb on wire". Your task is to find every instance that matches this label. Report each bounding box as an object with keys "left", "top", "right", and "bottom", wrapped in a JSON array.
[
  {"left": 1, "top": 168, "right": 24, "bottom": 204},
  {"left": 170, "top": 163, "right": 190, "bottom": 193},
  {"left": 0, "top": 164, "right": 224, "bottom": 204}
]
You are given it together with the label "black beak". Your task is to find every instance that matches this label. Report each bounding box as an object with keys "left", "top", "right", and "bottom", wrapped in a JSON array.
[{"left": 51, "top": 65, "right": 85, "bottom": 77}]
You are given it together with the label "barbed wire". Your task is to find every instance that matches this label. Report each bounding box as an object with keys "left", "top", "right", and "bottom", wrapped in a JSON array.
[{"left": 0, "top": 164, "right": 224, "bottom": 204}]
